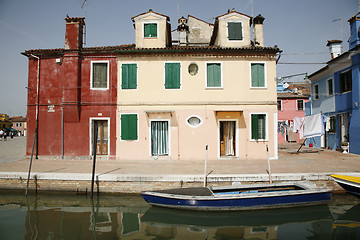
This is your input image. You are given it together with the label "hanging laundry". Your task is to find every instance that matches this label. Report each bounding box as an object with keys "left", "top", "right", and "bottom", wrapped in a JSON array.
[
  {"left": 293, "top": 117, "right": 305, "bottom": 139},
  {"left": 303, "top": 113, "right": 325, "bottom": 138}
]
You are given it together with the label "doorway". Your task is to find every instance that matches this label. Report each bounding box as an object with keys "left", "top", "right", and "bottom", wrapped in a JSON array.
[
  {"left": 91, "top": 119, "right": 109, "bottom": 155},
  {"left": 150, "top": 120, "right": 169, "bottom": 156},
  {"left": 219, "top": 121, "right": 236, "bottom": 157}
]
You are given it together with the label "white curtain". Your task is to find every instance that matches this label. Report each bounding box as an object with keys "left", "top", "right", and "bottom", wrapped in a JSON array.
[
  {"left": 225, "top": 121, "right": 235, "bottom": 156},
  {"left": 151, "top": 121, "right": 169, "bottom": 156}
]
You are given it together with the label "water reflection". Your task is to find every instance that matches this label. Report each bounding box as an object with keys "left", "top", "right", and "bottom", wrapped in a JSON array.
[{"left": 0, "top": 192, "right": 359, "bottom": 240}]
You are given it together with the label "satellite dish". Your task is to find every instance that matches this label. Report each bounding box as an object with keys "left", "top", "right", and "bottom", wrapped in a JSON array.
[{"left": 283, "top": 83, "right": 289, "bottom": 89}]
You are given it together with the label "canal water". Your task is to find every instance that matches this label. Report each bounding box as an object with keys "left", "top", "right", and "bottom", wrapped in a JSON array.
[{"left": 1, "top": 191, "right": 359, "bottom": 240}]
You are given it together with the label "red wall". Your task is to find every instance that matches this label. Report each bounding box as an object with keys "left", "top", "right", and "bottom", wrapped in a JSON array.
[{"left": 26, "top": 54, "right": 117, "bottom": 158}]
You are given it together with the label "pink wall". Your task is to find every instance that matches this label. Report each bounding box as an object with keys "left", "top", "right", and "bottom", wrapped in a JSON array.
[{"left": 278, "top": 97, "right": 309, "bottom": 143}]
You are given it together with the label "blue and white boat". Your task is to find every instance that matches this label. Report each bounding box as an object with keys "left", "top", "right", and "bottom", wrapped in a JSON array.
[{"left": 141, "top": 181, "right": 332, "bottom": 211}]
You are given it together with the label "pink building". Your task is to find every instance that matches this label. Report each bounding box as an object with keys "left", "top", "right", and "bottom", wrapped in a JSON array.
[
  {"left": 9, "top": 116, "right": 27, "bottom": 136},
  {"left": 277, "top": 92, "right": 309, "bottom": 143}
]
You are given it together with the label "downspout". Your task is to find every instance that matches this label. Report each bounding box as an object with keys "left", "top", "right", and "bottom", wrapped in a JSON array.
[{"left": 30, "top": 54, "right": 40, "bottom": 159}]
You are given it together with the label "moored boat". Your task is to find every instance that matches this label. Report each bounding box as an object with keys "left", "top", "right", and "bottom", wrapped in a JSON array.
[
  {"left": 331, "top": 174, "right": 360, "bottom": 197},
  {"left": 141, "top": 181, "right": 332, "bottom": 211}
]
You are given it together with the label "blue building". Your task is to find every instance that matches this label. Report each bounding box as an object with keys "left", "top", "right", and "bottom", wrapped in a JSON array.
[{"left": 308, "top": 12, "right": 360, "bottom": 154}]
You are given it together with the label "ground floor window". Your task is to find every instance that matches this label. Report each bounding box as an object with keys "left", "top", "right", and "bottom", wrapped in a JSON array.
[
  {"left": 251, "top": 113, "right": 266, "bottom": 140},
  {"left": 151, "top": 120, "right": 169, "bottom": 156},
  {"left": 121, "top": 114, "right": 138, "bottom": 140}
]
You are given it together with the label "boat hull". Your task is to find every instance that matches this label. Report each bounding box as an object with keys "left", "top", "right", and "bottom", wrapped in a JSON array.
[
  {"left": 141, "top": 183, "right": 332, "bottom": 211},
  {"left": 332, "top": 174, "right": 360, "bottom": 197}
]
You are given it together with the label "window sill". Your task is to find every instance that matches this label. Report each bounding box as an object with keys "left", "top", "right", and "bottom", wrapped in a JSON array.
[
  {"left": 250, "top": 87, "right": 267, "bottom": 89},
  {"left": 206, "top": 87, "right": 223, "bottom": 90}
]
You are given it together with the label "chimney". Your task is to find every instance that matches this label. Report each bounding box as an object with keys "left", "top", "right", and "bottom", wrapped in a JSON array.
[
  {"left": 326, "top": 40, "right": 342, "bottom": 59},
  {"left": 177, "top": 16, "right": 189, "bottom": 46},
  {"left": 348, "top": 12, "right": 360, "bottom": 49},
  {"left": 64, "top": 17, "right": 85, "bottom": 50},
  {"left": 253, "top": 14, "right": 265, "bottom": 47}
]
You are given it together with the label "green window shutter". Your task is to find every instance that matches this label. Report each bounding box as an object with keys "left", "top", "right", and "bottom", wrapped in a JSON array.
[
  {"left": 228, "top": 22, "right": 243, "bottom": 40},
  {"left": 251, "top": 63, "right": 265, "bottom": 87},
  {"left": 144, "top": 23, "right": 157, "bottom": 37},
  {"left": 122, "top": 64, "right": 137, "bottom": 89},
  {"left": 165, "top": 63, "right": 180, "bottom": 89},
  {"left": 121, "top": 114, "right": 138, "bottom": 140},
  {"left": 251, "top": 114, "right": 259, "bottom": 140},
  {"left": 207, "top": 63, "right": 221, "bottom": 87},
  {"left": 252, "top": 114, "right": 266, "bottom": 140}
]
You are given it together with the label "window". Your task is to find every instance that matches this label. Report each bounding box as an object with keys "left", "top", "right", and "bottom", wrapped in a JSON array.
[
  {"left": 297, "top": 100, "right": 304, "bottom": 111},
  {"left": 227, "top": 22, "right": 243, "bottom": 41},
  {"left": 122, "top": 64, "right": 137, "bottom": 89},
  {"left": 277, "top": 100, "right": 282, "bottom": 111},
  {"left": 251, "top": 114, "right": 266, "bottom": 140},
  {"left": 91, "top": 61, "right": 109, "bottom": 90},
  {"left": 144, "top": 23, "right": 157, "bottom": 38},
  {"left": 121, "top": 114, "right": 138, "bottom": 140},
  {"left": 186, "top": 116, "right": 202, "bottom": 128},
  {"left": 251, "top": 63, "right": 265, "bottom": 88},
  {"left": 327, "top": 79, "right": 333, "bottom": 96},
  {"left": 188, "top": 63, "right": 198, "bottom": 76},
  {"left": 340, "top": 70, "right": 352, "bottom": 93},
  {"left": 314, "top": 84, "right": 319, "bottom": 100},
  {"left": 329, "top": 116, "right": 336, "bottom": 133},
  {"left": 206, "top": 63, "right": 222, "bottom": 88},
  {"left": 165, "top": 63, "right": 181, "bottom": 89}
]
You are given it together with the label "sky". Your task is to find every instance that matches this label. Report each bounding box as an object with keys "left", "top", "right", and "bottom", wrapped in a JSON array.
[{"left": 0, "top": 0, "right": 357, "bottom": 117}]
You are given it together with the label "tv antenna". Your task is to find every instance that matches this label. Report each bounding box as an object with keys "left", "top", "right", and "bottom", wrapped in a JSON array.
[
  {"left": 82, "top": 0, "right": 87, "bottom": 18},
  {"left": 81, "top": 0, "right": 87, "bottom": 45}
]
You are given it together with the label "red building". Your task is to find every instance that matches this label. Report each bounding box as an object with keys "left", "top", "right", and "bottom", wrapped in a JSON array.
[
  {"left": 277, "top": 84, "right": 310, "bottom": 143},
  {"left": 22, "top": 17, "right": 117, "bottom": 158}
]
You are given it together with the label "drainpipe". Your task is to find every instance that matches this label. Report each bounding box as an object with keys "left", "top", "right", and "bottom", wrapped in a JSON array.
[
  {"left": 61, "top": 106, "right": 64, "bottom": 159},
  {"left": 30, "top": 54, "right": 40, "bottom": 159}
]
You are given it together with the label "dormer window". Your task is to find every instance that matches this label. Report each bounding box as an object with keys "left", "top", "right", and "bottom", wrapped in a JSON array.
[
  {"left": 144, "top": 23, "right": 157, "bottom": 38},
  {"left": 227, "top": 21, "right": 243, "bottom": 41}
]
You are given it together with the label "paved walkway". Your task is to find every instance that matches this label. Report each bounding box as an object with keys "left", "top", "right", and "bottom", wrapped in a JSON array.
[{"left": 0, "top": 138, "right": 359, "bottom": 181}]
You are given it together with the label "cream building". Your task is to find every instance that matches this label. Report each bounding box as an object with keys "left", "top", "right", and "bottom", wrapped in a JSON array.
[{"left": 116, "top": 9, "right": 279, "bottom": 161}]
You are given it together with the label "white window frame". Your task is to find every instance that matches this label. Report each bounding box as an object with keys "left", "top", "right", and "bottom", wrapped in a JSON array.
[
  {"left": 142, "top": 21, "right": 159, "bottom": 39},
  {"left": 205, "top": 62, "right": 223, "bottom": 89},
  {"left": 89, "top": 117, "right": 110, "bottom": 156},
  {"left": 217, "top": 119, "right": 239, "bottom": 158},
  {"left": 90, "top": 60, "right": 110, "bottom": 91},
  {"left": 327, "top": 78, "right": 333, "bottom": 96},
  {"left": 121, "top": 63, "right": 138, "bottom": 90},
  {"left": 226, "top": 20, "right": 244, "bottom": 43},
  {"left": 148, "top": 119, "right": 171, "bottom": 157},
  {"left": 296, "top": 99, "right": 304, "bottom": 111},
  {"left": 120, "top": 113, "right": 139, "bottom": 142},
  {"left": 164, "top": 61, "right": 182, "bottom": 90},
  {"left": 249, "top": 112, "right": 269, "bottom": 141},
  {"left": 249, "top": 62, "right": 267, "bottom": 89}
]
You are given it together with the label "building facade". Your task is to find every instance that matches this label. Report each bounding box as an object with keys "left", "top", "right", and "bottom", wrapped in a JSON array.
[
  {"left": 23, "top": 9, "right": 280, "bottom": 160},
  {"left": 9, "top": 116, "right": 27, "bottom": 136},
  {"left": 277, "top": 88, "right": 309, "bottom": 143},
  {"left": 308, "top": 12, "right": 360, "bottom": 154}
]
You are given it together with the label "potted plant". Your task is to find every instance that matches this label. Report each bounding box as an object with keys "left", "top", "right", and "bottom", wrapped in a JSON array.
[{"left": 341, "top": 135, "right": 349, "bottom": 153}]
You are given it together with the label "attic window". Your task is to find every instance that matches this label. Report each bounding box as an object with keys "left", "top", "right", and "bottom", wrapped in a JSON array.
[
  {"left": 144, "top": 23, "right": 157, "bottom": 38},
  {"left": 228, "top": 22, "right": 243, "bottom": 41},
  {"left": 188, "top": 63, "right": 198, "bottom": 76}
]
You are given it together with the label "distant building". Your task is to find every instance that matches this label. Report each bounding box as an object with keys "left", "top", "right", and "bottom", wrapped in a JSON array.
[
  {"left": 22, "top": 9, "right": 280, "bottom": 160},
  {"left": 308, "top": 12, "right": 360, "bottom": 154},
  {"left": 0, "top": 113, "right": 12, "bottom": 130},
  {"left": 9, "top": 116, "right": 27, "bottom": 136},
  {"left": 277, "top": 83, "right": 310, "bottom": 143}
]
